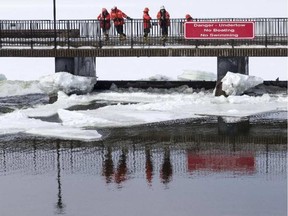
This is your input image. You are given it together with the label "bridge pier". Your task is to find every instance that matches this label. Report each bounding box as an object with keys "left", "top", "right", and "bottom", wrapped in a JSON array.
[
  {"left": 55, "top": 57, "right": 96, "bottom": 77},
  {"left": 217, "top": 57, "right": 249, "bottom": 80}
]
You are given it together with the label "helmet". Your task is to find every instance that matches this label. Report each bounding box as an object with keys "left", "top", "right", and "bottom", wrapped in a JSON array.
[
  {"left": 102, "top": 8, "right": 107, "bottom": 12},
  {"left": 143, "top": 7, "right": 149, "bottom": 12},
  {"left": 185, "top": 14, "right": 192, "bottom": 19},
  {"left": 160, "top": 5, "right": 165, "bottom": 10},
  {"left": 112, "top": 6, "right": 117, "bottom": 11}
]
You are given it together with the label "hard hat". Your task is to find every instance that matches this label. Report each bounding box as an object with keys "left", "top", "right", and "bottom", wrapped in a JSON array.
[
  {"left": 160, "top": 5, "right": 165, "bottom": 10},
  {"left": 112, "top": 6, "right": 117, "bottom": 10},
  {"left": 102, "top": 8, "right": 107, "bottom": 12},
  {"left": 144, "top": 7, "right": 149, "bottom": 12}
]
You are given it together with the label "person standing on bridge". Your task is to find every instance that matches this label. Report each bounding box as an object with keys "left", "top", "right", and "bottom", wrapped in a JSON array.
[
  {"left": 97, "top": 8, "right": 111, "bottom": 41},
  {"left": 143, "top": 7, "right": 152, "bottom": 42},
  {"left": 185, "top": 14, "right": 193, "bottom": 22},
  {"left": 110, "top": 6, "right": 132, "bottom": 40},
  {"left": 157, "top": 6, "right": 170, "bottom": 42}
]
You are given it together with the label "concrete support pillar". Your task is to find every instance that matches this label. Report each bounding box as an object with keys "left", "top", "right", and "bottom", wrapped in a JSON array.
[
  {"left": 217, "top": 57, "right": 249, "bottom": 81},
  {"left": 55, "top": 57, "right": 96, "bottom": 77}
]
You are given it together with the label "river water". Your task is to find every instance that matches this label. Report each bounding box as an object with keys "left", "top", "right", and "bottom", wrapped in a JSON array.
[{"left": 0, "top": 114, "right": 287, "bottom": 216}]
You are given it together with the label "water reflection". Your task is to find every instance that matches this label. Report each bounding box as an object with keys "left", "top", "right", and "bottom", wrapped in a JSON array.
[
  {"left": 0, "top": 119, "right": 286, "bottom": 216},
  {"left": 114, "top": 149, "right": 128, "bottom": 186},
  {"left": 145, "top": 146, "right": 153, "bottom": 185},
  {"left": 102, "top": 147, "right": 114, "bottom": 184},
  {"left": 160, "top": 147, "right": 173, "bottom": 184},
  {"left": 187, "top": 152, "right": 255, "bottom": 174},
  {"left": 55, "top": 141, "right": 65, "bottom": 215},
  {"left": 217, "top": 117, "right": 250, "bottom": 136}
]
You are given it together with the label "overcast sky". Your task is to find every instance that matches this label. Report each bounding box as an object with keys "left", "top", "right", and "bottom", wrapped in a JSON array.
[
  {"left": 1, "top": 0, "right": 287, "bottom": 19},
  {"left": 0, "top": 0, "right": 287, "bottom": 81}
]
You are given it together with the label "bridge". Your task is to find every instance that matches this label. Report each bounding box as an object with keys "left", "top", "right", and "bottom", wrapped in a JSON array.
[{"left": 0, "top": 18, "right": 287, "bottom": 79}]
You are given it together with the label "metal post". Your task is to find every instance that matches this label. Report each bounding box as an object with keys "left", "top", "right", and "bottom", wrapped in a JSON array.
[
  {"left": 53, "top": 0, "right": 57, "bottom": 49},
  {"left": 130, "top": 19, "right": 133, "bottom": 48}
]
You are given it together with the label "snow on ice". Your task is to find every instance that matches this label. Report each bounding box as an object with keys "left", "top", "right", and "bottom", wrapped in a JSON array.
[
  {"left": 38, "top": 72, "right": 97, "bottom": 95},
  {"left": 221, "top": 72, "right": 264, "bottom": 96},
  {"left": 178, "top": 70, "right": 216, "bottom": 81},
  {"left": 0, "top": 72, "right": 286, "bottom": 141}
]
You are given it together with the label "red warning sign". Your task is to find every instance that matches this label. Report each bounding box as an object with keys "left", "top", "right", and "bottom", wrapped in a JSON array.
[{"left": 184, "top": 21, "right": 255, "bottom": 39}]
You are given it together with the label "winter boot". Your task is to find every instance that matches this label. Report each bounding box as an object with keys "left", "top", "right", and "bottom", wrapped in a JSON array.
[
  {"left": 120, "top": 34, "right": 126, "bottom": 41},
  {"left": 144, "top": 36, "right": 149, "bottom": 43},
  {"left": 104, "top": 34, "right": 109, "bottom": 41}
]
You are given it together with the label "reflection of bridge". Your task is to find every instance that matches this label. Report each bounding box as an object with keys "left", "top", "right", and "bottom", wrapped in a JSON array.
[
  {"left": 0, "top": 132, "right": 286, "bottom": 181},
  {"left": 0, "top": 118, "right": 286, "bottom": 187},
  {"left": 1, "top": 121, "right": 286, "bottom": 214},
  {"left": 0, "top": 18, "right": 287, "bottom": 79}
]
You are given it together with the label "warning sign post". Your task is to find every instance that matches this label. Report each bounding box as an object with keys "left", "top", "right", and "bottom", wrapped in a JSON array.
[{"left": 184, "top": 22, "right": 255, "bottom": 39}]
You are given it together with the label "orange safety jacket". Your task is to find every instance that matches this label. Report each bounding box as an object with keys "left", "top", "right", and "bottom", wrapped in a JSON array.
[
  {"left": 110, "top": 9, "right": 128, "bottom": 26},
  {"left": 97, "top": 11, "right": 111, "bottom": 29},
  {"left": 143, "top": 12, "right": 152, "bottom": 29}
]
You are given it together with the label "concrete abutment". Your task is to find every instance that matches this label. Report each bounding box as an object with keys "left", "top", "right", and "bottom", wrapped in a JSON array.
[
  {"left": 217, "top": 56, "right": 249, "bottom": 80},
  {"left": 55, "top": 57, "right": 96, "bottom": 77}
]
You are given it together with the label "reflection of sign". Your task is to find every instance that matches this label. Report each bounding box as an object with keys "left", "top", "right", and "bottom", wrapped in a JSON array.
[
  {"left": 188, "top": 153, "right": 255, "bottom": 173},
  {"left": 184, "top": 22, "right": 255, "bottom": 39}
]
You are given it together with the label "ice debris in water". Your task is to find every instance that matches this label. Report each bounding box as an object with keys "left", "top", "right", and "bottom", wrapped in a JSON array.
[
  {"left": 220, "top": 72, "right": 263, "bottom": 96},
  {"left": 0, "top": 74, "right": 7, "bottom": 81},
  {"left": 38, "top": 72, "right": 97, "bottom": 95}
]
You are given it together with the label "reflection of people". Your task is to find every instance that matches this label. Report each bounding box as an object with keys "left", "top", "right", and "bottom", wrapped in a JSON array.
[
  {"left": 145, "top": 147, "right": 153, "bottom": 185},
  {"left": 143, "top": 7, "right": 152, "bottom": 42},
  {"left": 115, "top": 149, "right": 128, "bottom": 184},
  {"left": 110, "top": 6, "right": 132, "bottom": 40},
  {"left": 160, "top": 148, "right": 173, "bottom": 184},
  {"left": 156, "top": 5, "right": 170, "bottom": 41},
  {"left": 97, "top": 8, "right": 111, "bottom": 41},
  {"left": 102, "top": 147, "right": 114, "bottom": 183}
]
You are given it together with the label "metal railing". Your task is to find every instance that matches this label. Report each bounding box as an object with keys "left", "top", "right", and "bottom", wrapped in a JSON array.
[{"left": 0, "top": 18, "right": 287, "bottom": 49}]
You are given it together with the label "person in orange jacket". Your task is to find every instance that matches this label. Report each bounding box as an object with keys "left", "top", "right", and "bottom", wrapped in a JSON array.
[
  {"left": 110, "top": 6, "right": 132, "bottom": 40},
  {"left": 97, "top": 8, "right": 111, "bottom": 41},
  {"left": 143, "top": 7, "right": 152, "bottom": 42},
  {"left": 185, "top": 14, "right": 193, "bottom": 22},
  {"left": 157, "top": 5, "right": 170, "bottom": 41}
]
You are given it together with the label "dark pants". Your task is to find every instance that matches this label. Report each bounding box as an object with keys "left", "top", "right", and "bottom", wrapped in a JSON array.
[
  {"left": 161, "top": 25, "right": 168, "bottom": 36},
  {"left": 115, "top": 25, "right": 126, "bottom": 36},
  {"left": 102, "top": 28, "right": 109, "bottom": 35},
  {"left": 144, "top": 28, "right": 150, "bottom": 37}
]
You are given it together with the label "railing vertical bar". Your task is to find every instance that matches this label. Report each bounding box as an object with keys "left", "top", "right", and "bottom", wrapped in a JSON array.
[{"left": 130, "top": 19, "right": 133, "bottom": 48}]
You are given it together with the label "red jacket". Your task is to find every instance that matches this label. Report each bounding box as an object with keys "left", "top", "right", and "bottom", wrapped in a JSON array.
[
  {"left": 110, "top": 9, "right": 128, "bottom": 26},
  {"left": 157, "top": 10, "right": 170, "bottom": 26},
  {"left": 97, "top": 11, "right": 111, "bottom": 29},
  {"left": 143, "top": 12, "right": 151, "bottom": 29}
]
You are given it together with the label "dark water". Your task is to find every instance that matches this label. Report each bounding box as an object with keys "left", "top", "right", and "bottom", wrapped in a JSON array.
[{"left": 0, "top": 117, "right": 287, "bottom": 216}]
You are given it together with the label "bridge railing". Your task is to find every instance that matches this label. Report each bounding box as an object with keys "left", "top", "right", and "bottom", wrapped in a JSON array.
[{"left": 0, "top": 18, "right": 287, "bottom": 49}]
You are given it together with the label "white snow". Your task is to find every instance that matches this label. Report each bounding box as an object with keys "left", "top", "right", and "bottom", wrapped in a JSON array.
[
  {"left": 0, "top": 74, "right": 7, "bottom": 81},
  {"left": 178, "top": 70, "right": 216, "bottom": 81},
  {"left": 38, "top": 72, "right": 97, "bottom": 95},
  {"left": 0, "top": 72, "right": 286, "bottom": 141},
  {"left": 0, "top": 80, "right": 43, "bottom": 97},
  {"left": 220, "top": 72, "right": 263, "bottom": 96},
  {"left": 146, "top": 74, "right": 173, "bottom": 81}
]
